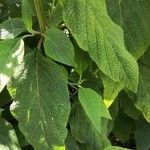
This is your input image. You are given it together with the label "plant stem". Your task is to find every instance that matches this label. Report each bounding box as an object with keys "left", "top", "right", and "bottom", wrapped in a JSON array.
[{"left": 33, "top": 0, "right": 46, "bottom": 33}]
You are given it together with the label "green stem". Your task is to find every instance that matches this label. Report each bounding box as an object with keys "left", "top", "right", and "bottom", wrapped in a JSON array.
[{"left": 33, "top": 0, "right": 46, "bottom": 33}]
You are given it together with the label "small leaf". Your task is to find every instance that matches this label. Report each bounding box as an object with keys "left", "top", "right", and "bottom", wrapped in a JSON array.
[
  {"left": 8, "top": 50, "right": 71, "bottom": 149},
  {"left": 78, "top": 87, "right": 111, "bottom": 133},
  {"left": 0, "top": 18, "right": 26, "bottom": 39},
  {"left": 0, "top": 38, "right": 24, "bottom": 92},
  {"left": 70, "top": 99, "right": 111, "bottom": 150},
  {"left": 44, "top": 28, "right": 75, "bottom": 66},
  {"left": 0, "top": 117, "right": 20, "bottom": 150}
]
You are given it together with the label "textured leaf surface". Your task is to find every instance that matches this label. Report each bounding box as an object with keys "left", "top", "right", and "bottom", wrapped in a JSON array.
[
  {"left": 48, "top": 3, "right": 63, "bottom": 27},
  {"left": 0, "top": 117, "right": 20, "bottom": 150},
  {"left": 99, "top": 72, "right": 123, "bottom": 107},
  {"left": 0, "top": 18, "right": 26, "bottom": 39},
  {"left": 44, "top": 28, "right": 75, "bottom": 66},
  {"left": 135, "top": 63, "right": 150, "bottom": 122},
  {"left": 135, "top": 119, "right": 150, "bottom": 150},
  {"left": 0, "top": 38, "right": 24, "bottom": 92},
  {"left": 70, "top": 100, "right": 110, "bottom": 150},
  {"left": 106, "top": 0, "right": 150, "bottom": 59},
  {"left": 73, "top": 41, "right": 90, "bottom": 76},
  {"left": 79, "top": 87, "right": 111, "bottom": 133},
  {"left": 8, "top": 51, "right": 70, "bottom": 149},
  {"left": 63, "top": 0, "right": 139, "bottom": 92}
]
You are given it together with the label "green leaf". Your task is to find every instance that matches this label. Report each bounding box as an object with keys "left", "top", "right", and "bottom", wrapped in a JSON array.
[
  {"left": 22, "top": 0, "right": 33, "bottom": 30},
  {"left": 135, "top": 119, "right": 150, "bottom": 150},
  {"left": 0, "top": 117, "right": 20, "bottom": 150},
  {"left": 70, "top": 99, "right": 110, "bottom": 150},
  {"left": 78, "top": 87, "right": 111, "bottom": 133},
  {"left": 0, "top": 18, "right": 26, "bottom": 39},
  {"left": 99, "top": 72, "right": 123, "bottom": 108},
  {"left": 140, "top": 45, "right": 150, "bottom": 66},
  {"left": 119, "top": 92, "right": 141, "bottom": 120},
  {"left": 65, "top": 132, "right": 79, "bottom": 150},
  {"left": 104, "top": 146, "right": 129, "bottom": 150},
  {"left": 112, "top": 111, "right": 133, "bottom": 142},
  {"left": 44, "top": 28, "right": 75, "bottom": 66},
  {"left": 135, "top": 63, "right": 150, "bottom": 122},
  {"left": 63, "top": 0, "right": 139, "bottom": 92},
  {"left": 8, "top": 50, "right": 70, "bottom": 150},
  {"left": 106, "top": 0, "right": 150, "bottom": 59},
  {"left": 0, "top": 38, "right": 24, "bottom": 92},
  {"left": 48, "top": 3, "right": 63, "bottom": 27},
  {"left": 73, "top": 40, "right": 91, "bottom": 76}
]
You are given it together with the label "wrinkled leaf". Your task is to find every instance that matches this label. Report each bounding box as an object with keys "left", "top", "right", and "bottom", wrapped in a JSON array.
[
  {"left": 8, "top": 50, "right": 70, "bottom": 149},
  {"left": 63, "top": 0, "right": 139, "bottom": 92},
  {"left": 106, "top": 0, "right": 150, "bottom": 59}
]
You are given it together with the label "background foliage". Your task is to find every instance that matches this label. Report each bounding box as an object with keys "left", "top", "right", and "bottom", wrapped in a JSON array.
[{"left": 0, "top": 0, "right": 150, "bottom": 150}]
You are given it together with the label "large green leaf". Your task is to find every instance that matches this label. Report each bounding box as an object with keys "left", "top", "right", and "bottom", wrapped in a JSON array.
[
  {"left": 0, "top": 38, "right": 24, "bottom": 92},
  {"left": 44, "top": 28, "right": 75, "bottom": 66},
  {"left": 0, "top": 18, "right": 26, "bottom": 39},
  {"left": 78, "top": 87, "right": 111, "bottom": 133},
  {"left": 8, "top": 50, "right": 71, "bottom": 149},
  {"left": 0, "top": 117, "right": 20, "bottom": 150},
  {"left": 135, "top": 63, "right": 150, "bottom": 122},
  {"left": 106, "top": 0, "right": 150, "bottom": 59},
  {"left": 135, "top": 119, "right": 150, "bottom": 150},
  {"left": 63, "top": 0, "right": 139, "bottom": 92},
  {"left": 70, "top": 99, "right": 110, "bottom": 150}
]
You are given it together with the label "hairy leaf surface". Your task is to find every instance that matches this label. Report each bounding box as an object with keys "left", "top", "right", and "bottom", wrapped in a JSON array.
[
  {"left": 8, "top": 51, "right": 70, "bottom": 149},
  {"left": 106, "top": 0, "right": 150, "bottom": 59},
  {"left": 63, "top": 0, "right": 139, "bottom": 92}
]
